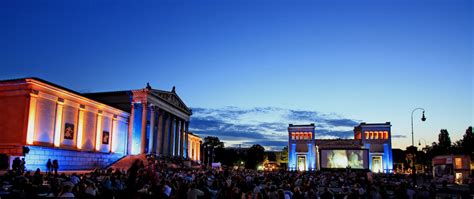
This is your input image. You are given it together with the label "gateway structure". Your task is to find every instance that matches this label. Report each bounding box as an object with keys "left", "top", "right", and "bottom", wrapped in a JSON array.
[
  {"left": 288, "top": 122, "right": 393, "bottom": 173},
  {"left": 0, "top": 78, "right": 194, "bottom": 171}
]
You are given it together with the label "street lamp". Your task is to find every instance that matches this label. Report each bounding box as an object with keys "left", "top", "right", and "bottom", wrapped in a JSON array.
[
  {"left": 411, "top": 108, "right": 426, "bottom": 146},
  {"left": 410, "top": 108, "right": 426, "bottom": 184}
]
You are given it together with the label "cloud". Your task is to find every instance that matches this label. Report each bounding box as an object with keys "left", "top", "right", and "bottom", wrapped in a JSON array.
[
  {"left": 189, "top": 107, "right": 361, "bottom": 150},
  {"left": 391, "top": 134, "right": 407, "bottom": 138},
  {"left": 287, "top": 110, "right": 319, "bottom": 121},
  {"left": 324, "top": 119, "right": 359, "bottom": 127},
  {"left": 193, "top": 130, "right": 266, "bottom": 140}
]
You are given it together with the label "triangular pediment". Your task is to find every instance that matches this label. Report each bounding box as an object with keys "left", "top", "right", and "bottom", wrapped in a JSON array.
[{"left": 150, "top": 89, "right": 191, "bottom": 114}]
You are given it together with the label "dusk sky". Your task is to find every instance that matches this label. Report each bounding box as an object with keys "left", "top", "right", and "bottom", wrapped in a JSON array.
[{"left": 1, "top": 0, "right": 472, "bottom": 150}]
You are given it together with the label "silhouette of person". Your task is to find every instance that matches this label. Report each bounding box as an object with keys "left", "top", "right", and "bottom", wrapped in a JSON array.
[{"left": 52, "top": 159, "right": 59, "bottom": 175}]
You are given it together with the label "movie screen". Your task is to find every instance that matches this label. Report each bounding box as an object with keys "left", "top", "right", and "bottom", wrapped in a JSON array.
[{"left": 320, "top": 149, "right": 368, "bottom": 169}]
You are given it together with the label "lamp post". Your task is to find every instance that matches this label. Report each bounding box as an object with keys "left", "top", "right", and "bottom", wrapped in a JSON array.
[
  {"left": 411, "top": 108, "right": 426, "bottom": 147},
  {"left": 410, "top": 107, "right": 426, "bottom": 185}
]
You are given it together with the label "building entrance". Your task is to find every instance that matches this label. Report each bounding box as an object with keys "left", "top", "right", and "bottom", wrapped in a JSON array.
[
  {"left": 297, "top": 155, "right": 306, "bottom": 171},
  {"left": 372, "top": 156, "right": 382, "bottom": 173}
]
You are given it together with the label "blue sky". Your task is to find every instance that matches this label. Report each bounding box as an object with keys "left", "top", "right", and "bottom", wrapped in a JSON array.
[{"left": 1, "top": 0, "right": 472, "bottom": 150}]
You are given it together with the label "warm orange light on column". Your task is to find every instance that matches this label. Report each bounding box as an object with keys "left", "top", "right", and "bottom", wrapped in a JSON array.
[
  {"left": 53, "top": 101, "right": 64, "bottom": 147},
  {"left": 76, "top": 107, "right": 85, "bottom": 149},
  {"left": 197, "top": 142, "right": 200, "bottom": 162},
  {"left": 95, "top": 112, "right": 103, "bottom": 151},
  {"left": 26, "top": 95, "right": 38, "bottom": 145},
  {"left": 110, "top": 117, "right": 116, "bottom": 153},
  {"left": 194, "top": 141, "right": 198, "bottom": 160}
]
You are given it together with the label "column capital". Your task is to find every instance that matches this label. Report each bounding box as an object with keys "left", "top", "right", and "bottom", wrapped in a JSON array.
[{"left": 151, "top": 105, "right": 159, "bottom": 112}]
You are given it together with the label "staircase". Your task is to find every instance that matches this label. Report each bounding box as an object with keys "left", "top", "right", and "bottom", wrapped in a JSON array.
[{"left": 106, "top": 154, "right": 148, "bottom": 170}]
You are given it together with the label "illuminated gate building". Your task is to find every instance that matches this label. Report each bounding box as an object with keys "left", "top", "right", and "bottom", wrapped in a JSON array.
[
  {"left": 288, "top": 122, "right": 393, "bottom": 173},
  {"left": 0, "top": 78, "right": 193, "bottom": 171}
]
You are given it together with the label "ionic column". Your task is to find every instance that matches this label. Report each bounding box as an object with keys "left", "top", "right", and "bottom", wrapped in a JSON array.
[
  {"left": 194, "top": 141, "right": 199, "bottom": 160},
  {"left": 184, "top": 121, "right": 189, "bottom": 158},
  {"left": 188, "top": 137, "right": 192, "bottom": 160},
  {"left": 148, "top": 106, "right": 156, "bottom": 154},
  {"left": 198, "top": 141, "right": 201, "bottom": 162},
  {"left": 169, "top": 115, "right": 175, "bottom": 156},
  {"left": 162, "top": 113, "right": 170, "bottom": 156},
  {"left": 155, "top": 109, "right": 164, "bottom": 155},
  {"left": 140, "top": 102, "right": 148, "bottom": 154},
  {"left": 127, "top": 103, "right": 136, "bottom": 155},
  {"left": 175, "top": 119, "right": 180, "bottom": 156},
  {"left": 179, "top": 119, "right": 185, "bottom": 157}
]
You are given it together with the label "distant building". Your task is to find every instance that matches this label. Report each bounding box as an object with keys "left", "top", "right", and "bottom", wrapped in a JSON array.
[
  {"left": 288, "top": 124, "right": 317, "bottom": 171},
  {"left": 354, "top": 122, "right": 393, "bottom": 173},
  {"left": 0, "top": 77, "right": 195, "bottom": 171},
  {"left": 433, "top": 155, "right": 471, "bottom": 184},
  {"left": 187, "top": 132, "right": 201, "bottom": 163},
  {"left": 288, "top": 122, "right": 393, "bottom": 173}
]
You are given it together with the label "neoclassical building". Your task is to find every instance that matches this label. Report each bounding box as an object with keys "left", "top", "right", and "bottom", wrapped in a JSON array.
[
  {"left": 288, "top": 122, "right": 393, "bottom": 173},
  {"left": 187, "top": 132, "right": 201, "bottom": 163},
  {"left": 0, "top": 77, "right": 194, "bottom": 171},
  {"left": 84, "top": 83, "right": 192, "bottom": 157}
]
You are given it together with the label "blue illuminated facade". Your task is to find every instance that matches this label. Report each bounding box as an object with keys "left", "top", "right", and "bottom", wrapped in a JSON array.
[
  {"left": 287, "top": 122, "right": 394, "bottom": 173},
  {"left": 131, "top": 103, "right": 144, "bottom": 155},
  {"left": 288, "top": 124, "right": 316, "bottom": 171},
  {"left": 87, "top": 85, "right": 193, "bottom": 158},
  {"left": 354, "top": 122, "right": 393, "bottom": 173},
  {"left": 24, "top": 146, "right": 123, "bottom": 171}
]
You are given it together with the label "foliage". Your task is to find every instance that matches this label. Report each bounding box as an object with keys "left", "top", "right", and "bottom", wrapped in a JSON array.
[
  {"left": 245, "top": 144, "right": 265, "bottom": 169},
  {"left": 438, "top": 129, "right": 451, "bottom": 149},
  {"left": 202, "top": 136, "right": 224, "bottom": 164},
  {"left": 459, "top": 126, "right": 473, "bottom": 155},
  {"left": 280, "top": 146, "right": 288, "bottom": 162},
  {"left": 203, "top": 136, "right": 224, "bottom": 148},
  {"left": 424, "top": 126, "right": 473, "bottom": 161}
]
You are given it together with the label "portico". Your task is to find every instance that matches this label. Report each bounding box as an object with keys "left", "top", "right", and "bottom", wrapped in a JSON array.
[{"left": 84, "top": 84, "right": 192, "bottom": 158}]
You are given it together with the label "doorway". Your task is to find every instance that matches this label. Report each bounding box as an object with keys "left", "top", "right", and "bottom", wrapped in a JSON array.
[
  {"left": 297, "top": 156, "right": 306, "bottom": 171},
  {"left": 372, "top": 156, "right": 382, "bottom": 173}
]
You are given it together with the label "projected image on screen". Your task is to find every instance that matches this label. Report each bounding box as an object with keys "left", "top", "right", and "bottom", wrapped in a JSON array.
[{"left": 320, "top": 149, "right": 368, "bottom": 169}]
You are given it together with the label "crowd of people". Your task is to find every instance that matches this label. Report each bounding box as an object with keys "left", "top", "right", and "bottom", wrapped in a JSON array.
[{"left": 0, "top": 155, "right": 471, "bottom": 199}]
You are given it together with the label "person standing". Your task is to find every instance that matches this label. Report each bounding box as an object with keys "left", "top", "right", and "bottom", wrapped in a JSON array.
[
  {"left": 52, "top": 159, "right": 59, "bottom": 175},
  {"left": 12, "top": 157, "right": 21, "bottom": 174},
  {"left": 20, "top": 158, "right": 26, "bottom": 174},
  {"left": 46, "top": 159, "right": 52, "bottom": 174}
]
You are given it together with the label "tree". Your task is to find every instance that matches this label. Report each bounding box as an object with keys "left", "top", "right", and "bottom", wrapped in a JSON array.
[
  {"left": 280, "top": 146, "right": 288, "bottom": 162},
  {"left": 202, "top": 136, "right": 224, "bottom": 165},
  {"left": 425, "top": 127, "right": 473, "bottom": 166},
  {"left": 438, "top": 129, "right": 452, "bottom": 151},
  {"left": 457, "top": 126, "right": 473, "bottom": 156},
  {"left": 245, "top": 144, "right": 265, "bottom": 169},
  {"left": 461, "top": 126, "right": 473, "bottom": 151},
  {"left": 203, "top": 136, "right": 224, "bottom": 148}
]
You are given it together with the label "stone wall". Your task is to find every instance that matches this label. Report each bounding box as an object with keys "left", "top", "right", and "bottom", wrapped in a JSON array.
[{"left": 24, "top": 146, "right": 124, "bottom": 171}]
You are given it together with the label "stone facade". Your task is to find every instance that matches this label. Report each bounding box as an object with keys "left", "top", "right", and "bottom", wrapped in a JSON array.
[
  {"left": 0, "top": 77, "right": 195, "bottom": 171},
  {"left": 84, "top": 85, "right": 192, "bottom": 158}
]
